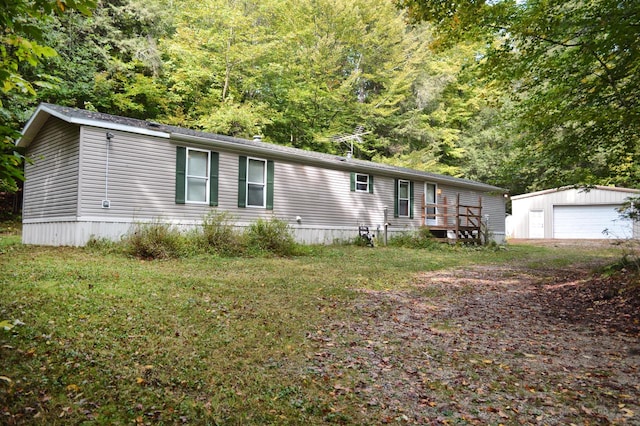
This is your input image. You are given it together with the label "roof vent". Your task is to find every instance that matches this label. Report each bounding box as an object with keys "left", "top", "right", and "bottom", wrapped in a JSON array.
[
  {"left": 253, "top": 135, "right": 262, "bottom": 142},
  {"left": 147, "top": 121, "right": 161, "bottom": 128}
]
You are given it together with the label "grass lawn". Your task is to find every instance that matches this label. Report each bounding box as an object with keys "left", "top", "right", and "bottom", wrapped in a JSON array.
[{"left": 0, "top": 234, "right": 626, "bottom": 424}]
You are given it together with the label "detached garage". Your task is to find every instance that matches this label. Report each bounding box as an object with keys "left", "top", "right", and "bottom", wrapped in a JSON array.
[{"left": 510, "top": 186, "right": 639, "bottom": 239}]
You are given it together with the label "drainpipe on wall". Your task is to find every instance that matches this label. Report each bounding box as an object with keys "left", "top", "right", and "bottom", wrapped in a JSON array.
[
  {"left": 383, "top": 206, "right": 388, "bottom": 246},
  {"left": 103, "top": 132, "right": 114, "bottom": 209}
]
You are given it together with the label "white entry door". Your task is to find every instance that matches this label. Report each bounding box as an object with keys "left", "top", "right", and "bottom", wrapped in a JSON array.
[
  {"left": 529, "top": 210, "right": 544, "bottom": 238},
  {"left": 424, "top": 183, "right": 437, "bottom": 225}
]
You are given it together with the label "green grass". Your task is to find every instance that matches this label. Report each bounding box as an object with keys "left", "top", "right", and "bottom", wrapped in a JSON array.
[{"left": 0, "top": 236, "right": 622, "bottom": 424}]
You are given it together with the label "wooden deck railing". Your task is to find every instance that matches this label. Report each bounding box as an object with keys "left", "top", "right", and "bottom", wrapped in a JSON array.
[{"left": 421, "top": 194, "right": 483, "bottom": 242}]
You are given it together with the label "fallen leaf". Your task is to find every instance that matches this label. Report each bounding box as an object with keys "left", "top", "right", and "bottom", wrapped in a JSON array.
[
  {"left": 66, "top": 384, "right": 80, "bottom": 392},
  {"left": 0, "top": 320, "right": 14, "bottom": 331}
]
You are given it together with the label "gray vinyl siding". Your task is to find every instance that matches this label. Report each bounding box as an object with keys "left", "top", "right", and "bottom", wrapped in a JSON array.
[
  {"left": 23, "top": 118, "right": 79, "bottom": 219},
  {"left": 272, "top": 163, "right": 405, "bottom": 228},
  {"left": 79, "top": 127, "right": 186, "bottom": 219},
  {"left": 76, "top": 126, "right": 505, "bottom": 235}
]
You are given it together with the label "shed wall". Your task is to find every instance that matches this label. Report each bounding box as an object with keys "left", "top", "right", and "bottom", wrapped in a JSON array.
[{"left": 511, "top": 187, "right": 639, "bottom": 239}]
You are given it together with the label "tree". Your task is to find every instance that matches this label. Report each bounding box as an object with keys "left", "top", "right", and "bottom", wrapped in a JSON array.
[
  {"left": 0, "top": 0, "right": 96, "bottom": 192},
  {"left": 33, "top": 0, "right": 173, "bottom": 118},
  {"left": 161, "top": 0, "right": 429, "bottom": 156},
  {"left": 398, "top": 0, "right": 640, "bottom": 191}
]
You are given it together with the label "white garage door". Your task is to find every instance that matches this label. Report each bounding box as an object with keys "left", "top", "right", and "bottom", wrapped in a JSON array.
[{"left": 553, "top": 205, "right": 632, "bottom": 239}]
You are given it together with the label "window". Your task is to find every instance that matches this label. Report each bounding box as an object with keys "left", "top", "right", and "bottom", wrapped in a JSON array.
[
  {"left": 247, "top": 158, "right": 266, "bottom": 207},
  {"left": 238, "top": 156, "right": 274, "bottom": 209},
  {"left": 350, "top": 172, "right": 374, "bottom": 193},
  {"left": 355, "top": 173, "right": 369, "bottom": 192},
  {"left": 398, "top": 180, "right": 410, "bottom": 217},
  {"left": 394, "top": 179, "right": 414, "bottom": 218},
  {"left": 186, "top": 149, "right": 209, "bottom": 203},
  {"left": 175, "top": 147, "right": 218, "bottom": 206}
]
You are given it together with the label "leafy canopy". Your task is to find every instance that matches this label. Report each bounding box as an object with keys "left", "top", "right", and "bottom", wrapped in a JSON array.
[
  {"left": 398, "top": 0, "right": 640, "bottom": 190},
  {"left": 0, "top": 0, "right": 96, "bottom": 191}
]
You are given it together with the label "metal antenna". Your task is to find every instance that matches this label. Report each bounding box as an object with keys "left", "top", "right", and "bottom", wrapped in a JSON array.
[{"left": 332, "top": 125, "right": 370, "bottom": 159}]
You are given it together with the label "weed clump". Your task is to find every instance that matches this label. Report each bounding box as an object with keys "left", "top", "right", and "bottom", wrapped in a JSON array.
[
  {"left": 244, "top": 217, "right": 298, "bottom": 256},
  {"left": 388, "top": 227, "right": 438, "bottom": 249},
  {"left": 199, "top": 211, "right": 244, "bottom": 256},
  {"left": 123, "top": 221, "right": 185, "bottom": 259}
]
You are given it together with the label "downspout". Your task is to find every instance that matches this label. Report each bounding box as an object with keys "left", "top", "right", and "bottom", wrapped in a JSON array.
[{"left": 103, "top": 132, "right": 114, "bottom": 208}]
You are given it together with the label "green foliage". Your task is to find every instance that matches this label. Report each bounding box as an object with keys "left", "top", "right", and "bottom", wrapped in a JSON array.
[
  {"left": 401, "top": 0, "right": 640, "bottom": 191},
  {"left": 123, "top": 221, "right": 185, "bottom": 259},
  {"left": 244, "top": 217, "right": 298, "bottom": 257},
  {"left": 84, "top": 235, "right": 121, "bottom": 254},
  {"left": 0, "top": 0, "right": 96, "bottom": 192},
  {"left": 388, "top": 227, "right": 439, "bottom": 249},
  {"left": 160, "top": 0, "right": 430, "bottom": 156},
  {"left": 35, "top": 0, "right": 172, "bottom": 118},
  {"left": 198, "top": 210, "right": 244, "bottom": 256},
  {"left": 618, "top": 196, "right": 640, "bottom": 223}
]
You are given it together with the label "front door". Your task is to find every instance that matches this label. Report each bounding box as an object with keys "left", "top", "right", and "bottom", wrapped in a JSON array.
[{"left": 425, "top": 183, "right": 437, "bottom": 226}]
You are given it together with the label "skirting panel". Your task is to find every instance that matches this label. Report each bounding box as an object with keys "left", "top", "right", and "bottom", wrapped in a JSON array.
[{"left": 22, "top": 220, "right": 505, "bottom": 246}]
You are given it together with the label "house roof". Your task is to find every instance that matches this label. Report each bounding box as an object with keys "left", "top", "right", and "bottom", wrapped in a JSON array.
[
  {"left": 18, "top": 103, "right": 505, "bottom": 193},
  {"left": 511, "top": 185, "right": 640, "bottom": 201}
]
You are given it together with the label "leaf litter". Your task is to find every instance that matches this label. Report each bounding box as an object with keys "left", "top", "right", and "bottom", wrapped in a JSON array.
[{"left": 306, "top": 260, "right": 640, "bottom": 424}]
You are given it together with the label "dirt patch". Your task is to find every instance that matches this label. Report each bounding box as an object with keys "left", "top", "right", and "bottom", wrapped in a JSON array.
[{"left": 308, "top": 262, "right": 640, "bottom": 424}]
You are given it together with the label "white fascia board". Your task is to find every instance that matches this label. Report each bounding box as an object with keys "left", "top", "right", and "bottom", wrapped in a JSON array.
[
  {"left": 511, "top": 185, "right": 640, "bottom": 201},
  {"left": 18, "top": 104, "right": 170, "bottom": 147},
  {"left": 79, "top": 121, "right": 170, "bottom": 139}
]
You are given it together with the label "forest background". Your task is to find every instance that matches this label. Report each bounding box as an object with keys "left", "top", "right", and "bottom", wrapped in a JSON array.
[{"left": 1, "top": 0, "right": 638, "bottom": 200}]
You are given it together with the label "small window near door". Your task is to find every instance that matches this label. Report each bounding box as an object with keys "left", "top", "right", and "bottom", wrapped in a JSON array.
[
  {"left": 350, "top": 172, "right": 374, "bottom": 193},
  {"left": 398, "top": 180, "right": 410, "bottom": 217},
  {"left": 355, "top": 173, "right": 369, "bottom": 192}
]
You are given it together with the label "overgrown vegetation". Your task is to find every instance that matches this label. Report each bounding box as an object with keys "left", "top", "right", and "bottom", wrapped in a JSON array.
[
  {"left": 123, "top": 220, "right": 185, "bottom": 259},
  {"left": 244, "top": 218, "right": 298, "bottom": 257},
  {"left": 198, "top": 210, "right": 243, "bottom": 256},
  {"left": 121, "top": 215, "right": 300, "bottom": 259},
  {"left": 1, "top": 233, "right": 631, "bottom": 424},
  {"left": 388, "top": 227, "right": 440, "bottom": 249}
]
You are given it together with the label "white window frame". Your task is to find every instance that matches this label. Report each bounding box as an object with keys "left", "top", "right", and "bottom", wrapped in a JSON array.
[
  {"left": 398, "top": 179, "right": 410, "bottom": 217},
  {"left": 247, "top": 157, "right": 267, "bottom": 208},
  {"left": 186, "top": 147, "right": 210, "bottom": 204},
  {"left": 355, "top": 173, "right": 369, "bottom": 192}
]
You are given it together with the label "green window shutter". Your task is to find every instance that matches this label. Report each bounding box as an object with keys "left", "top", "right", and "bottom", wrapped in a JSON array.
[
  {"left": 209, "top": 152, "right": 219, "bottom": 206},
  {"left": 409, "top": 181, "right": 415, "bottom": 219},
  {"left": 394, "top": 178, "right": 399, "bottom": 218},
  {"left": 175, "top": 146, "right": 186, "bottom": 204},
  {"left": 350, "top": 172, "right": 355, "bottom": 192},
  {"left": 369, "top": 175, "right": 374, "bottom": 193},
  {"left": 266, "top": 160, "right": 274, "bottom": 210},
  {"left": 238, "top": 156, "right": 247, "bottom": 208}
]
